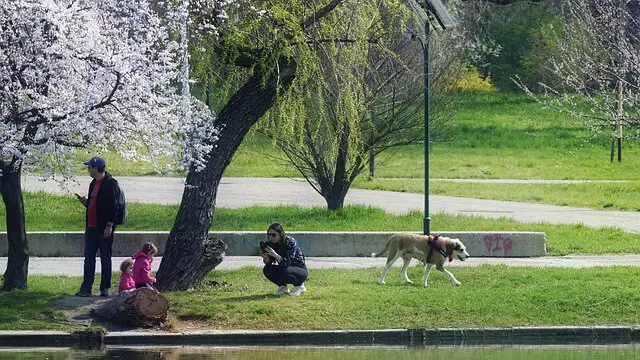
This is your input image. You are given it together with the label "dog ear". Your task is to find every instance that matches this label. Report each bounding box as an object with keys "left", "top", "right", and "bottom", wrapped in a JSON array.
[{"left": 445, "top": 243, "right": 454, "bottom": 254}]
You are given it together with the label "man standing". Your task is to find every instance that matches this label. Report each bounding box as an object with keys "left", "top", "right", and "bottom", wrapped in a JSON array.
[{"left": 75, "top": 157, "right": 118, "bottom": 297}]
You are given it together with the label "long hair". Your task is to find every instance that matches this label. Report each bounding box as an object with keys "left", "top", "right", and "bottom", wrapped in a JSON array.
[{"left": 267, "top": 222, "right": 291, "bottom": 246}]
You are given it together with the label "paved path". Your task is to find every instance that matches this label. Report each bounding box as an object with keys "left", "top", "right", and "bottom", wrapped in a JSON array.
[
  {"left": 22, "top": 176, "right": 640, "bottom": 233},
  {"left": 3, "top": 255, "right": 640, "bottom": 276}
]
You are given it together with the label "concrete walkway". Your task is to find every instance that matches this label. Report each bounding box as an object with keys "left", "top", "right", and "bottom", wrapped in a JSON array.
[
  {"left": 22, "top": 175, "right": 640, "bottom": 233},
  {"left": 3, "top": 254, "right": 640, "bottom": 277}
]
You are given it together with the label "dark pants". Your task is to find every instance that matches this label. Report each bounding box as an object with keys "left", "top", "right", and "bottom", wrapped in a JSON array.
[
  {"left": 263, "top": 265, "right": 308, "bottom": 286},
  {"left": 79, "top": 226, "right": 113, "bottom": 292}
]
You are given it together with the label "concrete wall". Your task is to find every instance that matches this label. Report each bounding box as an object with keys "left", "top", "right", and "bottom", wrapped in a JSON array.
[{"left": 0, "top": 231, "right": 546, "bottom": 257}]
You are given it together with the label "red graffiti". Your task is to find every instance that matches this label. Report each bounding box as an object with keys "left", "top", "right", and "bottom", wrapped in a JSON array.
[{"left": 483, "top": 234, "right": 513, "bottom": 256}]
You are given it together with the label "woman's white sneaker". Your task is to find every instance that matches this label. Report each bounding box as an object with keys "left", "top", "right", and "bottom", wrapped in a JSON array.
[
  {"left": 289, "top": 284, "right": 307, "bottom": 296},
  {"left": 274, "top": 285, "right": 289, "bottom": 296}
]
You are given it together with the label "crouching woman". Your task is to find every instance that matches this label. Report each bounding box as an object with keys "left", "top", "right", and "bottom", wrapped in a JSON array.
[{"left": 261, "top": 223, "right": 307, "bottom": 297}]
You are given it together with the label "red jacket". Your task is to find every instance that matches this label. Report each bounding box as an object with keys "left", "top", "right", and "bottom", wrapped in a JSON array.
[
  {"left": 132, "top": 250, "right": 156, "bottom": 284},
  {"left": 118, "top": 273, "right": 135, "bottom": 294}
]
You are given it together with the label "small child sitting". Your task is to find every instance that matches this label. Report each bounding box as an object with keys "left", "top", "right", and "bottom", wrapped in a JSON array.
[
  {"left": 132, "top": 242, "right": 158, "bottom": 289},
  {"left": 117, "top": 258, "right": 135, "bottom": 294}
]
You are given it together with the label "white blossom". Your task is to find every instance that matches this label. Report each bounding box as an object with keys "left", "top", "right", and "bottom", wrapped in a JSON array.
[{"left": 0, "top": 0, "right": 225, "bottom": 178}]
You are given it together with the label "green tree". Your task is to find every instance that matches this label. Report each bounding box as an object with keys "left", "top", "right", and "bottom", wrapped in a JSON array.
[
  {"left": 257, "top": 10, "right": 465, "bottom": 210},
  {"left": 458, "top": 0, "right": 564, "bottom": 91},
  {"left": 155, "top": 0, "right": 408, "bottom": 290}
]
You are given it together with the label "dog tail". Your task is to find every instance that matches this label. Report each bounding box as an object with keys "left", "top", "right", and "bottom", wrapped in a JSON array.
[{"left": 371, "top": 240, "right": 391, "bottom": 258}]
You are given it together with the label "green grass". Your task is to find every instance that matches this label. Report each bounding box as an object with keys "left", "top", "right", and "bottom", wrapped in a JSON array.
[
  {"left": 1, "top": 266, "right": 639, "bottom": 331},
  {"left": 5, "top": 191, "right": 640, "bottom": 255},
  {"left": 4, "top": 92, "right": 640, "bottom": 332},
  {"left": 353, "top": 179, "right": 640, "bottom": 212},
  {"left": 0, "top": 276, "right": 80, "bottom": 330},
  {"left": 171, "top": 266, "right": 640, "bottom": 329},
  {"left": 222, "top": 92, "right": 640, "bottom": 180},
  {"left": 63, "top": 93, "right": 640, "bottom": 180}
]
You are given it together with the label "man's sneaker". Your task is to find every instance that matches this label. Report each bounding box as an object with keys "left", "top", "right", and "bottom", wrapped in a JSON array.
[
  {"left": 75, "top": 291, "right": 92, "bottom": 297},
  {"left": 289, "top": 284, "right": 307, "bottom": 297},
  {"left": 100, "top": 289, "right": 110, "bottom": 297},
  {"left": 274, "top": 285, "right": 289, "bottom": 296}
]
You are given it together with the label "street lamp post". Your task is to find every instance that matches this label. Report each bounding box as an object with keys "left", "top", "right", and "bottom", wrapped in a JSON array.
[
  {"left": 423, "top": 19, "right": 431, "bottom": 236},
  {"left": 410, "top": 0, "right": 455, "bottom": 236}
]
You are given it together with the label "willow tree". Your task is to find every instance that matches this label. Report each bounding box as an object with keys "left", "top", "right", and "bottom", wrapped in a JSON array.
[
  {"left": 253, "top": 2, "right": 468, "bottom": 210},
  {"left": 155, "top": 0, "right": 408, "bottom": 290},
  {"left": 516, "top": 0, "right": 640, "bottom": 162}
]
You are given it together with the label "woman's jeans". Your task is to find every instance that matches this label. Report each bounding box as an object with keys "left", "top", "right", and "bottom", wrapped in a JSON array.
[
  {"left": 79, "top": 226, "right": 113, "bottom": 293},
  {"left": 263, "top": 264, "right": 308, "bottom": 286}
]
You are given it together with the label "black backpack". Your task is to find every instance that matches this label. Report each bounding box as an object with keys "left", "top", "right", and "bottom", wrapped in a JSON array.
[{"left": 113, "top": 179, "right": 128, "bottom": 225}]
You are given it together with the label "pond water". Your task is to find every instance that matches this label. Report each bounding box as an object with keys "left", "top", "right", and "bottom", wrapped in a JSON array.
[{"left": 1, "top": 344, "right": 639, "bottom": 360}]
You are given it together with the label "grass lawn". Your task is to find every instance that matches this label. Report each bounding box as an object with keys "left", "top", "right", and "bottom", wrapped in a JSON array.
[
  {"left": 54, "top": 93, "right": 640, "bottom": 211},
  {"left": 1, "top": 266, "right": 639, "bottom": 331},
  {"left": 3, "top": 92, "right": 640, "bottom": 332},
  {"left": 227, "top": 92, "right": 640, "bottom": 180},
  {"left": 4, "top": 191, "right": 640, "bottom": 256},
  {"left": 64, "top": 93, "right": 640, "bottom": 181},
  {"left": 353, "top": 178, "right": 640, "bottom": 212}
]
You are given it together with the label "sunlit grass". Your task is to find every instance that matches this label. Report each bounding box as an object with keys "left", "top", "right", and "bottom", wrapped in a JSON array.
[
  {"left": 2, "top": 266, "right": 638, "bottom": 331},
  {"left": 4, "top": 192, "right": 640, "bottom": 255},
  {"left": 167, "top": 266, "right": 640, "bottom": 329},
  {"left": 39, "top": 93, "right": 640, "bottom": 181},
  {"left": 353, "top": 178, "right": 640, "bottom": 211}
]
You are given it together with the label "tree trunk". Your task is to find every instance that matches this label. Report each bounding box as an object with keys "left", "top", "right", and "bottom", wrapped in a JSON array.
[
  {"left": 93, "top": 288, "right": 169, "bottom": 326},
  {"left": 156, "top": 59, "right": 297, "bottom": 291},
  {"left": 324, "top": 128, "right": 351, "bottom": 210},
  {"left": 319, "top": 122, "right": 363, "bottom": 211},
  {"left": 610, "top": 137, "right": 615, "bottom": 163},
  {"left": 325, "top": 180, "right": 351, "bottom": 210},
  {"left": 0, "top": 161, "right": 29, "bottom": 291}
]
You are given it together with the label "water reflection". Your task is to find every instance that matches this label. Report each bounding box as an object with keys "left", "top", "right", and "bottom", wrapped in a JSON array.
[{"left": 1, "top": 345, "right": 639, "bottom": 359}]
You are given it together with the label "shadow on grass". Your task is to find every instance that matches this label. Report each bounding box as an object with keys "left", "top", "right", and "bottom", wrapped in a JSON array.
[
  {"left": 211, "top": 294, "right": 273, "bottom": 303},
  {"left": 48, "top": 295, "right": 143, "bottom": 331},
  {"left": 0, "top": 290, "right": 73, "bottom": 329}
]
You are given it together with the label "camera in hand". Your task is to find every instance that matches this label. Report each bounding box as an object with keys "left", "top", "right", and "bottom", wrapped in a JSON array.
[
  {"left": 260, "top": 241, "right": 276, "bottom": 262},
  {"left": 260, "top": 241, "right": 269, "bottom": 252}
]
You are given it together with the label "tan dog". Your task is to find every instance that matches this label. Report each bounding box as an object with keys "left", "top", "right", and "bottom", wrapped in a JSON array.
[{"left": 372, "top": 233, "right": 470, "bottom": 287}]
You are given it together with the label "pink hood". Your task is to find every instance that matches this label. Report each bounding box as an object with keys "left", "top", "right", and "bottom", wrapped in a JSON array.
[{"left": 132, "top": 250, "right": 156, "bottom": 284}]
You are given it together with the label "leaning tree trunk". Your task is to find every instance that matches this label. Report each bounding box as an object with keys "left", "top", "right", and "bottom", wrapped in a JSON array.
[
  {"left": 155, "top": 59, "right": 298, "bottom": 291},
  {"left": 0, "top": 160, "right": 29, "bottom": 291}
]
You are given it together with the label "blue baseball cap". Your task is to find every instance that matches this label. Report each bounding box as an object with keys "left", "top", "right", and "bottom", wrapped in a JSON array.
[{"left": 83, "top": 157, "right": 106, "bottom": 168}]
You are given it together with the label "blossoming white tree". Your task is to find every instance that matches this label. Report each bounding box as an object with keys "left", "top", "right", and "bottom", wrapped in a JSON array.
[{"left": 0, "top": 0, "right": 185, "bottom": 290}]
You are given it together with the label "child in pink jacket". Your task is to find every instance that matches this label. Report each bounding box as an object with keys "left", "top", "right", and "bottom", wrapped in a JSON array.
[
  {"left": 132, "top": 242, "right": 158, "bottom": 289},
  {"left": 117, "top": 258, "right": 135, "bottom": 294}
]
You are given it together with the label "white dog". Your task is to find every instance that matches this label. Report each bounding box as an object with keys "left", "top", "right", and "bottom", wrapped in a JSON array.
[{"left": 372, "top": 233, "right": 470, "bottom": 287}]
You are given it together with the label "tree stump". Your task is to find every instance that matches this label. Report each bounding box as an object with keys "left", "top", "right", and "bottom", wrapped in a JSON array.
[{"left": 93, "top": 288, "right": 169, "bottom": 326}]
